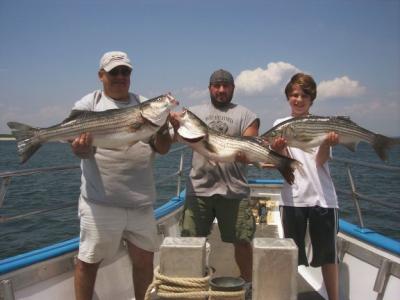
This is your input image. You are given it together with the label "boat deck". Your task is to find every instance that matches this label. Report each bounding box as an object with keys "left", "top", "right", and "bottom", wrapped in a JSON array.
[
  {"left": 204, "top": 195, "right": 326, "bottom": 300},
  {"left": 297, "top": 274, "right": 324, "bottom": 300}
]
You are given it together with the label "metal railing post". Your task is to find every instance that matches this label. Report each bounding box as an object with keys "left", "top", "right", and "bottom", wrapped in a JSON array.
[
  {"left": 176, "top": 150, "right": 184, "bottom": 197},
  {"left": 0, "top": 176, "right": 11, "bottom": 208},
  {"left": 0, "top": 279, "right": 15, "bottom": 300},
  {"left": 346, "top": 165, "right": 365, "bottom": 228}
]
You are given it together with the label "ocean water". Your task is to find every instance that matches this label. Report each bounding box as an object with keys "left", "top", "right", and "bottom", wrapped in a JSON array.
[{"left": 0, "top": 140, "right": 399, "bottom": 260}]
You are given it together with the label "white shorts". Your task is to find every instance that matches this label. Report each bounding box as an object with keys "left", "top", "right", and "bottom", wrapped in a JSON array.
[{"left": 77, "top": 197, "right": 161, "bottom": 263}]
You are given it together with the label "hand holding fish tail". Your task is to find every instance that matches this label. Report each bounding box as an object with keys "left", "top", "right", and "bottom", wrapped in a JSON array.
[{"left": 71, "top": 133, "right": 95, "bottom": 159}]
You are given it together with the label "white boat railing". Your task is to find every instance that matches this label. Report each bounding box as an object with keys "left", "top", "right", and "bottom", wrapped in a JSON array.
[
  {"left": 0, "top": 146, "right": 191, "bottom": 224},
  {"left": 1, "top": 149, "right": 399, "bottom": 238},
  {"left": 331, "top": 156, "right": 400, "bottom": 229}
]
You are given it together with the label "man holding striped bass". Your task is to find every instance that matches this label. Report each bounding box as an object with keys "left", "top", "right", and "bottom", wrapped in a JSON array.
[{"left": 70, "top": 51, "right": 174, "bottom": 300}]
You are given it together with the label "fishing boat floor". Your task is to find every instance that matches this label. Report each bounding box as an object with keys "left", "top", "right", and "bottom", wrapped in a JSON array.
[
  {"left": 149, "top": 274, "right": 324, "bottom": 300},
  {"left": 151, "top": 198, "right": 325, "bottom": 299},
  {"left": 297, "top": 273, "right": 325, "bottom": 300}
]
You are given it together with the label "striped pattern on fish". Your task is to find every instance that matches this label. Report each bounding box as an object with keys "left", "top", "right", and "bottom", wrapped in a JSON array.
[
  {"left": 261, "top": 115, "right": 400, "bottom": 161},
  {"left": 8, "top": 94, "right": 178, "bottom": 163},
  {"left": 176, "top": 109, "right": 301, "bottom": 184}
]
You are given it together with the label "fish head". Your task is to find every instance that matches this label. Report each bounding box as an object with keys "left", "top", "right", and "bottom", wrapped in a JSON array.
[
  {"left": 264, "top": 129, "right": 280, "bottom": 141},
  {"left": 163, "top": 93, "right": 179, "bottom": 108},
  {"left": 142, "top": 94, "right": 179, "bottom": 126},
  {"left": 176, "top": 108, "right": 207, "bottom": 141},
  {"left": 262, "top": 127, "right": 285, "bottom": 143}
]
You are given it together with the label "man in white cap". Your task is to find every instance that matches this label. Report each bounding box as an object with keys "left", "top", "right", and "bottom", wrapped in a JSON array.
[{"left": 70, "top": 51, "right": 172, "bottom": 300}]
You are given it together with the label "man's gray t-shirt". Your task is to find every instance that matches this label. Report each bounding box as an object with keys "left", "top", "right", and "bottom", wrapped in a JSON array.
[
  {"left": 72, "top": 90, "right": 156, "bottom": 208},
  {"left": 186, "top": 102, "right": 258, "bottom": 199}
]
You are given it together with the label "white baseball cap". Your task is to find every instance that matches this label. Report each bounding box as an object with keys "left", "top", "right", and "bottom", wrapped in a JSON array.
[{"left": 99, "top": 51, "right": 132, "bottom": 72}]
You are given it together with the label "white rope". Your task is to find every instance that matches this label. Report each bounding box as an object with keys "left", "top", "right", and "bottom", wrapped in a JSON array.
[{"left": 145, "top": 266, "right": 245, "bottom": 299}]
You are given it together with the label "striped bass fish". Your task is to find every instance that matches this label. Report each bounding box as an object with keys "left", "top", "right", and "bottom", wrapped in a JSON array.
[
  {"left": 175, "top": 109, "right": 301, "bottom": 184},
  {"left": 261, "top": 115, "right": 400, "bottom": 161},
  {"left": 8, "top": 94, "right": 179, "bottom": 163}
]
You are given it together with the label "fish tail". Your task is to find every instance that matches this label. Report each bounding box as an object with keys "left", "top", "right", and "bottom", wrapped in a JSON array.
[
  {"left": 276, "top": 156, "right": 301, "bottom": 185},
  {"left": 7, "top": 122, "right": 42, "bottom": 164},
  {"left": 372, "top": 134, "right": 400, "bottom": 161}
]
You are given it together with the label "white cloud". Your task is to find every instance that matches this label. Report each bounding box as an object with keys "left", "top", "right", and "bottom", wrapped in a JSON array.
[
  {"left": 0, "top": 104, "right": 71, "bottom": 133},
  {"left": 187, "top": 88, "right": 208, "bottom": 100},
  {"left": 317, "top": 76, "right": 366, "bottom": 100},
  {"left": 235, "top": 62, "right": 300, "bottom": 95}
]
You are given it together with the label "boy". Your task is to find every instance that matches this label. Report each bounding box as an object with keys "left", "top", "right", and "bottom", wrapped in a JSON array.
[{"left": 270, "top": 73, "right": 339, "bottom": 300}]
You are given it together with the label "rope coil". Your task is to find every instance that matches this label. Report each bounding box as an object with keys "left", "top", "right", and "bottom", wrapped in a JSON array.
[{"left": 145, "top": 266, "right": 245, "bottom": 299}]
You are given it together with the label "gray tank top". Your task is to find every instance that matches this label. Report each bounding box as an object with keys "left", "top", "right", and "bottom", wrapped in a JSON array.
[{"left": 186, "top": 102, "right": 258, "bottom": 199}]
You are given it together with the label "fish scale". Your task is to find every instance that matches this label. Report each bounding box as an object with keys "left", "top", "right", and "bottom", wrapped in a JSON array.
[
  {"left": 209, "top": 134, "right": 286, "bottom": 165},
  {"left": 8, "top": 94, "right": 178, "bottom": 163},
  {"left": 37, "top": 111, "right": 141, "bottom": 141},
  {"left": 262, "top": 115, "right": 400, "bottom": 161},
  {"left": 176, "top": 109, "right": 301, "bottom": 184}
]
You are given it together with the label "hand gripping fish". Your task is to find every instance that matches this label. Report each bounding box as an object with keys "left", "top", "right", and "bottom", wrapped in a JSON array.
[
  {"left": 261, "top": 115, "right": 400, "bottom": 161},
  {"left": 8, "top": 94, "right": 179, "bottom": 163},
  {"left": 174, "top": 109, "right": 301, "bottom": 185}
]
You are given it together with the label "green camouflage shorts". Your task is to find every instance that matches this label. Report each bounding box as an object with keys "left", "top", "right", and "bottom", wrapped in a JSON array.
[{"left": 180, "top": 194, "right": 255, "bottom": 243}]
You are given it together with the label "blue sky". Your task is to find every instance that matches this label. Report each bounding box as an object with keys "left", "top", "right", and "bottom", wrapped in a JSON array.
[{"left": 0, "top": 0, "right": 399, "bottom": 135}]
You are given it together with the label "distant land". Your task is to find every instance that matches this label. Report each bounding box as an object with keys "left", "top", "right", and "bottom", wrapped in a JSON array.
[{"left": 0, "top": 134, "right": 14, "bottom": 141}]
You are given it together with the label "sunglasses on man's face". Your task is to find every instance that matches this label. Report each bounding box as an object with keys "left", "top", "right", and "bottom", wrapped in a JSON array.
[{"left": 107, "top": 67, "right": 132, "bottom": 77}]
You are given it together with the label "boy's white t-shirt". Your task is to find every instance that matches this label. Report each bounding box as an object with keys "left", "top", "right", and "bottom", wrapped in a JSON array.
[{"left": 274, "top": 117, "right": 338, "bottom": 208}]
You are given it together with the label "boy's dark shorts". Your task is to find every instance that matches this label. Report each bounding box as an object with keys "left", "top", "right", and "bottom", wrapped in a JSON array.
[
  {"left": 280, "top": 206, "right": 339, "bottom": 267},
  {"left": 180, "top": 195, "right": 255, "bottom": 243}
]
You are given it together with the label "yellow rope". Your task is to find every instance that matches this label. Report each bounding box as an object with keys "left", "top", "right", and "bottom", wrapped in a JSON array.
[{"left": 145, "top": 266, "right": 245, "bottom": 299}]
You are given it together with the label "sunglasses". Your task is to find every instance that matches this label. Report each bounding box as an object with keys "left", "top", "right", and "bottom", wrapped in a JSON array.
[{"left": 107, "top": 67, "right": 132, "bottom": 77}]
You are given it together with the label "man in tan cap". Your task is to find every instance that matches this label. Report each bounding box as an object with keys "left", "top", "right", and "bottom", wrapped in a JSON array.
[{"left": 71, "top": 51, "right": 172, "bottom": 300}]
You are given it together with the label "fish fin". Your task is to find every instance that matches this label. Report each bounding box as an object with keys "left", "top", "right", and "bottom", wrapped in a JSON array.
[
  {"left": 203, "top": 140, "right": 218, "bottom": 154},
  {"left": 62, "top": 110, "right": 97, "bottom": 123},
  {"left": 129, "top": 120, "right": 146, "bottom": 131},
  {"left": 7, "top": 121, "right": 42, "bottom": 164},
  {"left": 275, "top": 155, "right": 302, "bottom": 185},
  {"left": 127, "top": 141, "right": 138, "bottom": 148},
  {"left": 177, "top": 126, "right": 206, "bottom": 140},
  {"left": 253, "top": 162, "right": 262, "bottom": 169},
  {"left": 63, "top": 110, "right": 85, "bottom": 122},
  {"left": 180, "top": 136, "right": 204, "bottom": 143},
  {"left": 341, "top": 142, "right": 358, "bottom": 152},
  {"left": 372, "top": 134, "right": 400, "bottom": 161},
  {"left": 142, "top": 115, "right": 162, "bottom": 129},
  {"left": 207, "top": 159, "right": 218, "bottom": 166}
]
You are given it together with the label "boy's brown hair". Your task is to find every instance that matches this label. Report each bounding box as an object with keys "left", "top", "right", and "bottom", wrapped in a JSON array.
[{"left": 284, "top": 73, "right": 317, "bottom": 102}]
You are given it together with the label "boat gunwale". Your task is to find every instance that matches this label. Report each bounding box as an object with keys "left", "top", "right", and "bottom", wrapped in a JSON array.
[{"left": 0, "top": 192, "right": 187, "bottom": 276}]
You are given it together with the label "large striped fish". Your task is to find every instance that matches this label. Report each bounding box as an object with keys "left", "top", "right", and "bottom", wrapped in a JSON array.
[
  {"left": 261, "top": 115, "right": 400, "bottom": 161},
  {"left": 8, "top": 94, "right": 178, "bottom": 163},
  {"left": 174, "top": 108, "right": 301, "bottom": 185}
]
